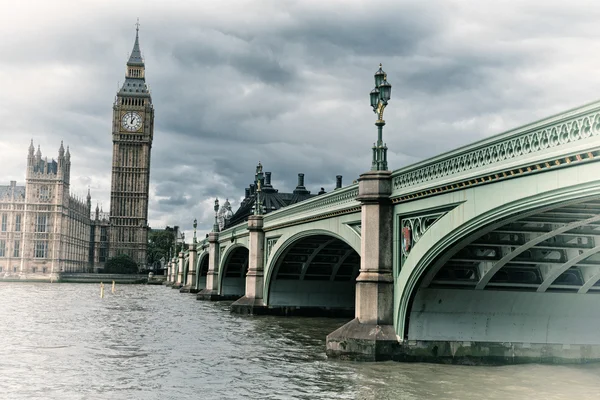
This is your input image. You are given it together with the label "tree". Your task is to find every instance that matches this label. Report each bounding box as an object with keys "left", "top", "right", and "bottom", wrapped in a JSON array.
[
  {"left": 147, "top": 226, "right": 179, "bottom": 269},
  {"left": 104, "top": 254, "right": 138, "bottom": 274}
]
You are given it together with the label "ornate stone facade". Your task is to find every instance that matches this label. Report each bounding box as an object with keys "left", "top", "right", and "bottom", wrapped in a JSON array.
[
  {"left": 0, "top": 142, "right": 92, "bottom": 278},
  {"left": 108, "top": 25, "right": 154, "bottom": 268},
  {"left": 0, "top": 26, "right": 153, "bottom": 278}
]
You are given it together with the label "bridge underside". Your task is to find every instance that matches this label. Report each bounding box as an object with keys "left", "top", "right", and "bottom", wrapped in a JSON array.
[
  {"left": 196, "top": 255, "right": 208, "bottom": 291},
  {"left": 405, "top": 198, "right": 600, "bottom": 363},
  {"left": 267, "top": 234, "right": 359, "bottom": 316},
  {"left": 221, "top": 247, "right": 249, "bottom": 298}
]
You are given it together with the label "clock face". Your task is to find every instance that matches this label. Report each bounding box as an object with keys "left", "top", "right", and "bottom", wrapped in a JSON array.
[{"left": 121, "top": 111, "right": 143, "bottom": 132}]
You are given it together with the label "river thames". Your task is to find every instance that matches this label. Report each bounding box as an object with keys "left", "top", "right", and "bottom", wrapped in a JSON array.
[{"left": 1, "top": 283, "right": 599, "bottom": 399}]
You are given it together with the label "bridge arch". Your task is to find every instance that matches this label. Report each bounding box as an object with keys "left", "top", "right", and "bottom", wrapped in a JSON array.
[
  {"left": 218, "top": 243, "right": 249, "bottom": 298},
  {"left": 396, "top": 178, "right": 600, "bottom": 347},
  {"left": 195, "top": 251, "right": 209, "bottom": 290},
  {"left": 265, "top": 230, "right": 360, "bottom": 314},
  {"left": 182, "top": 257, "right": 189, "bottom": 285}
]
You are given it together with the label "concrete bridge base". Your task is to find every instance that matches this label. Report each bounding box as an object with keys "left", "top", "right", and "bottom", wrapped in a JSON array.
[
  {"left": 179, "top": 285, "right": 199, "bottom": 294},
  {"left": 327, "top": 322, "right": 600, "bottom": 364},
  {"left": 230, "top": 296, "right": 268, "bottom": 315},
  {"left": 397, "top": 340, "right": 600, "bottom": 365},
  {"left": 196, "top": 289, "right": 238, "bottom": 301},
  {"left": 326, "top": 318, "right": 400, "bottom": 361},
  {"left": 230, "top": 297, "right": 354, "bottom": 317}
]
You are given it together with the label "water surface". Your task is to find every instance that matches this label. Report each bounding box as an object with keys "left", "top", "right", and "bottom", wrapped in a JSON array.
[{"left": 1, "top": 283, "right": 599, "bottom": 399}]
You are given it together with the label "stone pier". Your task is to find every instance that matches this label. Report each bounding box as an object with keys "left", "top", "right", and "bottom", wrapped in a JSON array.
[
  {"left": 231, "top": 215, "right": 267, "bottom": 314},
  {"left": 326, "top": 170, "right": 399, "bottom": 361},
  {"left": 181, "top": 243, "right": 198, "bottom": 293},
  {"left": 197, "top": 232, "right": 221, "bottom": 300},
  {"left": 172, "top": 252, "right": 184, "bottom": 289}
]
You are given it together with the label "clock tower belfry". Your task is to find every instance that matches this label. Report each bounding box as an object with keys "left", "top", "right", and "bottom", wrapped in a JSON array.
[{"left": 108, "top": 23, "right": 154, "bottom": 267}]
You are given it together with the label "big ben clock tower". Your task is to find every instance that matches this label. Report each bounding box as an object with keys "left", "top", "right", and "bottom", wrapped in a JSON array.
[{"left": 108, "top": 22, "right": 154, "bottom": 267}]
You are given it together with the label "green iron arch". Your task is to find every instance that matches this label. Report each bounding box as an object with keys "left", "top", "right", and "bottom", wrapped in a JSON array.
[
  {"left": 263, "top": 229, "right": 361, "bottom": 305},
  {"left": 396, "top": 180, "right": 600, "bottom": 340},
  {"left": 195, "top": 250, "right": 209, "bottom": 290},
  {"left": 217, "top": 243, "right": 249, "bottom": 297}
]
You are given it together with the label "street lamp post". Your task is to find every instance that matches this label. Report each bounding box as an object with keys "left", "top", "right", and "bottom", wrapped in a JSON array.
[
  {"left": 254, "top": 162, "right": 264, "bottom": 216},
  {"left": 213, "top": 198, "right": 220, "bottom": 232},
  {"left": 369, "top": 63, "right": 392, "bottom": 171},
  {"left": 193, "top": 218, "right": 197, "bottom": 244}
]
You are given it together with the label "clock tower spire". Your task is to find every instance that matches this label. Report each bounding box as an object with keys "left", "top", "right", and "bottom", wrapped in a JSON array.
[{"left": 108, "top": 22, "right": 154, "bottom": 268}]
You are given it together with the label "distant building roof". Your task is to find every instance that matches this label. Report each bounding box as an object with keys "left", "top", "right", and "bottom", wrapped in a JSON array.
[
  {"left": 225, "top": 171, "right": 317, "bottom": 228},
  {"left": 0, "top": 182, "right": 25, "bottom": 201}
]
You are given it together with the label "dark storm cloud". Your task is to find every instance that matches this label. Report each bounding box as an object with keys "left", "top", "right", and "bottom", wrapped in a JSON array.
[{"left": 2, "top": 0, "right": 599, "bottom": 236}]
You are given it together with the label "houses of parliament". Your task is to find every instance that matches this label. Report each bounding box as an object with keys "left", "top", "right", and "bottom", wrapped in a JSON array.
[{"left": 0, "top": 26, "right": 154, "bottom": 278}]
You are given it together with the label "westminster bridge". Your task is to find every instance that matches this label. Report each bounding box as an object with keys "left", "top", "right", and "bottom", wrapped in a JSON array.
[{"left": 166, "top": 95, "right": 600, "bottom": 364}]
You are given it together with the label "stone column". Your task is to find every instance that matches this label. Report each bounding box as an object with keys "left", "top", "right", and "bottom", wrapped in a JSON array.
[
  {"left": 171, "top": 258, "right": 177, "bottom": 283},
  {"left": 174, "top": 252, "right": 184, "bottom": 288},
  {"left": 166, "top": 263, "right": 172, "bottom": 285},
  {"left": 181, "top": 243, "right": 198, "bottom": 293},
  {"left": 197, "top": 232, "right": 220, "bottom": 300},
  {"left": 231, "top": 215, "right": 266, "bottom": 314},
  {"left": 326, "top": 170, "right": 398, "bottom": 361}
]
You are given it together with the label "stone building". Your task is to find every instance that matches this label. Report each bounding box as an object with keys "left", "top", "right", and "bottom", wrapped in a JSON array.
[
  {"left": 0, "top": 25, "right": 154, "bottom": 278},
  {"left": 0, "top": 142, "right": 92, "bottom": 278},
  {"left": 108, "top": 23, "right": 154, "bottom": 268}
]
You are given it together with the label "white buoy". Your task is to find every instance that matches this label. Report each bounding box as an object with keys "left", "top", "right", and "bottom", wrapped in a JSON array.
[{"left": 100, "top": 282, "right": 104, "bottom": 298}]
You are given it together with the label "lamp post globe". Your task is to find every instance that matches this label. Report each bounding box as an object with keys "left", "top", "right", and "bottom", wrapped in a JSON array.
[
  {"left": 369, "top": 63, "right": 392, "bottom": 171},
  {"left": 254, "top": 162, "right": 264, "bottom": 215},
  {"left": 193, "top": 218, "right": 197, "bottom": 244},
  {"left": 213, "top": 198, "right": 220, "bottom": 232}
]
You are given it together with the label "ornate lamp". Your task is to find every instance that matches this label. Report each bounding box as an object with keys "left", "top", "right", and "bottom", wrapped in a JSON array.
[
  {"left": 213, "top": 198, "right": 220, "bottom": 232},
  {"left": 193, "top": 218, "right": 197, "bottom": 244},
  {"left": 254, "top": 162, "right": 264, "bottom": 215},
  {"left": 369, "top": 63, "right": 392, "bottom": 171}
]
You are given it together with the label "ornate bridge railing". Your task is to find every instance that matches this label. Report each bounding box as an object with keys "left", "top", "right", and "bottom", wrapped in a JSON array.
[
  {"left": 390, "top": 100, "right": 600, "bottom": 202},
  {"left": 262, "top": 183, "right": 360, "bottom": 231}
]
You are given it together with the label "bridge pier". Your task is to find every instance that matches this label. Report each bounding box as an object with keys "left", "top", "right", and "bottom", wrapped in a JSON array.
[
  {"left": 181, "top": 243, "right": 198, "bottom": 293},
  {"left": 231, "top": 215, "right": 267, "bottom": 314},
  {"left": 165, "top": 258, "right": 175, "bottom": 286},
  {"left": 197, "top": 232, "right": 222, "bottom": 300},
  {"left": 164, "top": 263, "right": 172, "bottom": 286},
  {"left": 172, "top": 252, "right": 184, "bottom": 289},
  {"left": 326, "top": 170, "right": 400, "bottom": 361}
]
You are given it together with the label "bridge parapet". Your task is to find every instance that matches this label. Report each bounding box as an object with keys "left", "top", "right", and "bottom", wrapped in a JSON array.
[
  {"left": 263, "top": 184, "right": 360, "bottom": 230},
  {"left": 391, "top": 100, "right": 600, "bottom": 200},
  {"left": 217, "top": 222, "right": 249, "bottom": 244}
]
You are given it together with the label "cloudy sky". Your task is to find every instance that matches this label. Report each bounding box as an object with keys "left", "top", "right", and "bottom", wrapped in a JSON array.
[{"left": 2, "top": 0, "right": 600, "bottom": 237}]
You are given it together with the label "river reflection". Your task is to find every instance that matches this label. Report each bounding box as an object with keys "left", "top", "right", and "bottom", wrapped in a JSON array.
[{"left": 0, "top": 283, "right": 599, "bottom": 399}]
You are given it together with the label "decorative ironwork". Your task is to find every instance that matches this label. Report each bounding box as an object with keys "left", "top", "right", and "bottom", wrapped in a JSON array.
[
  {"left": 219, "top": 245, "right": 226, "bottom": 263},
  {"left": 266, "top": 237, "right": 279, "bottom": 259},
  {"left": 392, "top": 108, "right": 600, "bottom": 191},
  {"left": 401, "top": 211, "right": 448, "bottom": 257}
]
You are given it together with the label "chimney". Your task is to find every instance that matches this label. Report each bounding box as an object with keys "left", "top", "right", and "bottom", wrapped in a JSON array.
[
  {"left": 336, "top": 175, "right": 342, "bottom": 189},
  {"left": 265, "top": 172, "right": 272, "bottom": 186},
  {"left": 297, "top": 173, "right": 305, "bottom": 188},
  {"left": 293, "top": 173, "right": 310, "bottom": 195},
  {"left": 250, "top": 184, "right": 256, "bottom": 195},
  {"left": 244, "top": 188, "right": 250, "bottom": 199}
]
